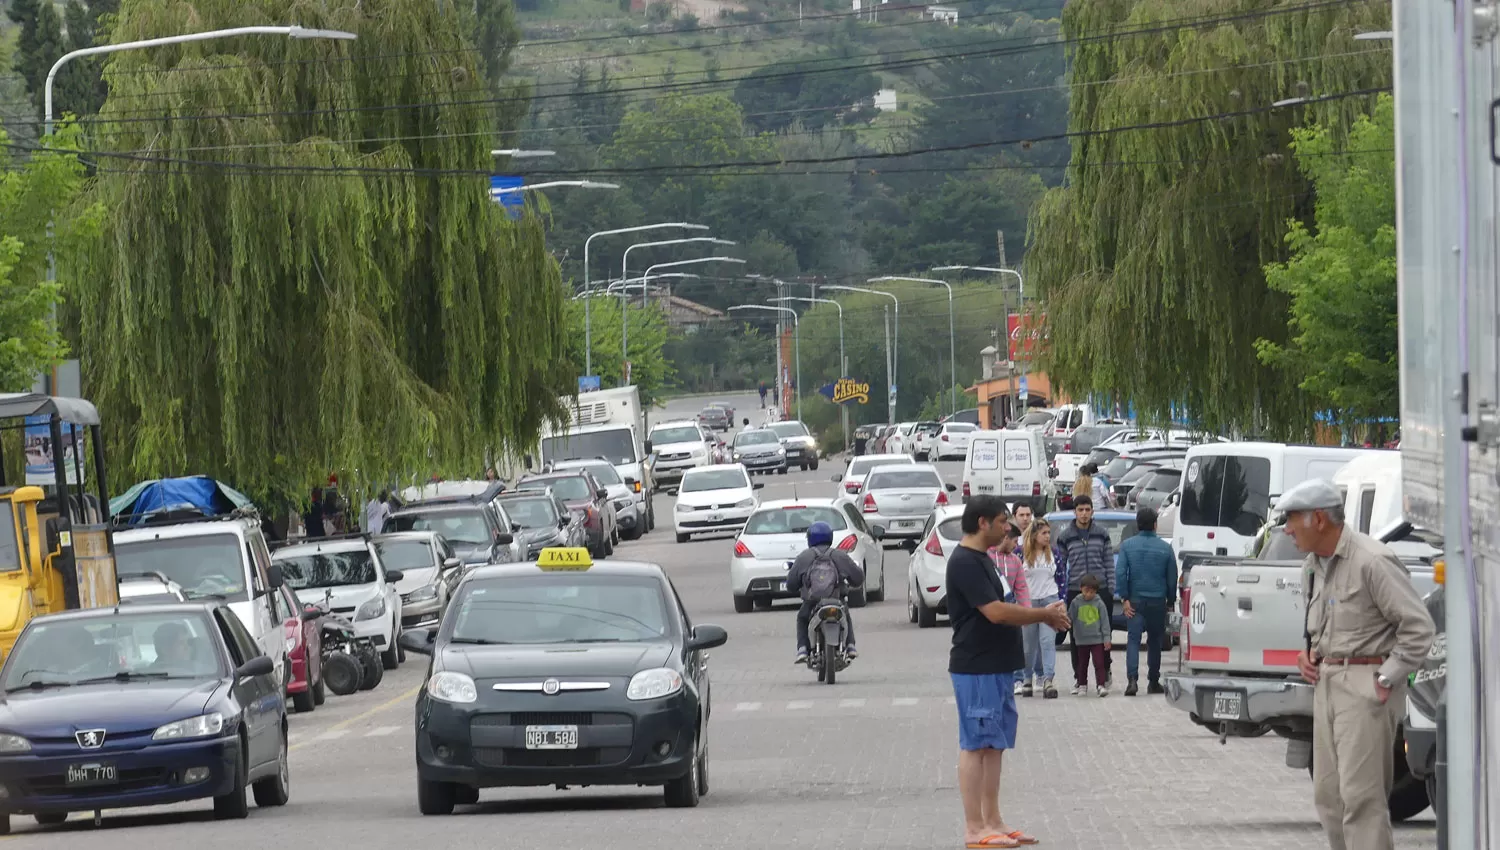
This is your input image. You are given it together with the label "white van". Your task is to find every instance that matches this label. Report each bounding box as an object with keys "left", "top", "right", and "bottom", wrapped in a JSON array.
[
  {"left": 963, "top": 429, "right": 1055, "bottom": 511},
  {"left": 1332, "top": 452, "right": 1442, "bottom": 559},
  {"left": 1172, "top": 442, "right": 1387, "bottom": 559}
]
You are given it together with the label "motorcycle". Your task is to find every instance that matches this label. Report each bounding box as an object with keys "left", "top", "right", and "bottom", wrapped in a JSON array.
[
  {"left": 310, "top": 596, "right": 383, "bottom": 695},
  {"left": 805, "top": 596, "right": 853, "bottom": 685}
]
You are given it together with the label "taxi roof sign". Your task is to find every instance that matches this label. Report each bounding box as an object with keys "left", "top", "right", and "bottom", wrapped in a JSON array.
[{"left": 536, "top": 547, "right": 593, "bottom": 571}]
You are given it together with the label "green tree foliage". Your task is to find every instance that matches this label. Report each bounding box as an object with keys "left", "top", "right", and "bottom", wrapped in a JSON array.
[
  {"left": 66, "top": 0, "right": 574, "bottom": 499},
  {"left": 1024, "top": 0, "right": 1392, "bottom": 435},
  {"left": 0, "top": 123, "right": 99, "bottom": 391},
  {"left": 864, "top": 162, "right": 1045, "bottom": 270},
  {"left": 563, "top": 297, "right": 672, "bottom": 407},
  {"left": 1256, "top": 95, "right": 1396, "bottom": 426},
  {"left": 9, "top": 0, "right": 118, "bottom": 120},
  {"left": 732, "top": 50, "right": 880, "bottom": 133}
]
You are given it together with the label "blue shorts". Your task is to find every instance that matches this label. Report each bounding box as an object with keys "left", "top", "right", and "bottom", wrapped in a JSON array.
[{"left": 950, "top": 672, "right": 1019, "bottom": 751}]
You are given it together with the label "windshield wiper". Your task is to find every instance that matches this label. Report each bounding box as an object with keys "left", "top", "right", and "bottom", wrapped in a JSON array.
[
  {"left": 5, "top": 679, "right": 73, "bottom": 693},
  {"left": 449, "top": 637, "right": 512, "bottom": 645},
  {"left": 76, "top": 671, "right": 172, "bottom": 685}
]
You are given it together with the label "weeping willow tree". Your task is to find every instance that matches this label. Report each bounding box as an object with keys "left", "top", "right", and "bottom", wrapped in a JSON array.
[
  {"left": 62, "top": 0, "right": 573, "bottom": 503},
  {"left": 1024, "top": 0, "right": 1392, "bottom": 435}
]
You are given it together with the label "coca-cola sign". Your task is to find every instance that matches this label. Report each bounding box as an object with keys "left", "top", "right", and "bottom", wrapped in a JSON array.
[{"left": 1007, "top": 312, "right": 1048, "bottom": 361}]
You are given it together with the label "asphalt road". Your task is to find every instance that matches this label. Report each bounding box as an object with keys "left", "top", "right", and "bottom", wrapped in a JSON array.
[{"left": 11, "top": 400, "right": 1437, "bottom": 848}]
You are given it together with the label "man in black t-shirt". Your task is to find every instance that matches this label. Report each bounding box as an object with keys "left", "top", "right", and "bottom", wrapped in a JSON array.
[{"left": 946, "top": 496, "right": 1071, "bottom": 848}]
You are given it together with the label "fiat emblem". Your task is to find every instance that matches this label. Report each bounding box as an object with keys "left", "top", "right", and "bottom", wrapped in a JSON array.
[{"left": 542, "top": 678, "right": 560, "bottom": 696}]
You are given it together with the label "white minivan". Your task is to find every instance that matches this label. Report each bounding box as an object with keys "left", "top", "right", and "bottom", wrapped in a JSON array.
[
  {"left": 1172, "top": 442, "right": 1387, "bottom": 560},
  {"left": 962, "top": 429, "right": 1055, "bottom": 511}
]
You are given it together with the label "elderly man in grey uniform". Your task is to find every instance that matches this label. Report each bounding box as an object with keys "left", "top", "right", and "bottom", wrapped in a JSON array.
[{"left": 1284, "top": 478, "right": 1436, "bottom": 850}]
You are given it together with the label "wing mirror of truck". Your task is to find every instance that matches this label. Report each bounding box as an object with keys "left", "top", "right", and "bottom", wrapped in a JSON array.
[
  {"left": 596, "top": 488, "right": 609, "bottom": 500},
  {"left": 266, "top": 564, "right": 284, "bottom": 589},
  {"left": 643, "top": 440, "right": 653, "bottom": 455},
  {"left": 1047, "top": 467, "right": 1060, "bottom": 478}
]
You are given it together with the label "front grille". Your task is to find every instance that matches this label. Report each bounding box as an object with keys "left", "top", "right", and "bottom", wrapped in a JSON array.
[
  {"left": 473, "top": 746, "right": 630, "bottom": 768},
  {"left": 471, "top": 712, "right": 631, "bottom": 727},
  {"left": 661, "top": 452, "right": 690, "bottom": 461},
  {"left": 25, "top": 767, "right": 166, "bottom": 797},
  {"left": 332, "top": 606, "right": 356, "bottom": 615}
]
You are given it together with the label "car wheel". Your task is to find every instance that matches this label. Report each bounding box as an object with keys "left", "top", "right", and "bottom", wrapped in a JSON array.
[
  {"left": 360, "top": 651, "right": 385, "bottom": 690},
  {"left": 323, "top": 652, "right": 362, "bottom": 696},
  {"left": 647, "top": 503, "right": 656, "bottom": 531},
  {"left": 454, "top": 785, "right": 480, "bottom": 806},
  {"left": 906, "top": 582, "right": 919, "bottom": 623},
  {"left": 866, "top": 564, "right": 885, "bottom": 602},
  {"left": 252, "top": 726, "right": 291, "bottom": 807},
  {"left": 381, "top": 632, "right": 400, "bottom": 670},
  {"left": 418, "top": 778, "right": 457, "bottom": 815},
  {"left": 800, "top": 464, "right": 808, "bottom": 471},
  {"left": 917, "top": 593, "right": 939, "bottom": 628},
  {"left": 777, "top": 466, "right": 787, "bottom": 475},
  {"left": 675, "top": 532, "right": 690, "bottom": 544},
  {"left": 213, "top": 741, "right": 251, "bottom": 820},
  {"left": 292, "top": 685, "right": 316, "bottom": 713},
  {"left": 312, "top": 673, "right": 327, "bottom": 706},
  {"left": 33, "top": 812, "right": 66, "bottom": 826},
  {"left": 663, "top": 732, "right": 703, "bottom": 808},
  {"left": 604, "top": 535, "right": 615, "bottom": 556},
  {"left": 0, "top": 815, "right": 11, "bottom": 835},
  {"left": 848, "top": 587, "right": 868, "bottom": 608},
  {"left": 733, "top": 595, "right": 753, "bottom": 614},
  {"left": 810, "top": 459, "right": 819, "bottom": 471},
  {"left": 626, "top": 522, "right": 644, "bottom": 541}
]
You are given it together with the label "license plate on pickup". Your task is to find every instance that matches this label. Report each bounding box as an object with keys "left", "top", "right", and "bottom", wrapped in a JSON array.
[
  {"left": 777, "top": 581, "right": 787, "bottom": 592},
  {"left": 66, "top": 762, "right": 117, "bottom": 787},
  {"left": 524, "top": 725, "right": 578, "bottom": 750},
  {"left": 1210, "top": 691, "right": 1244, "bottom": 721},
  {"left": 893, "top": 520, "right": 919, "bottom": 529}
]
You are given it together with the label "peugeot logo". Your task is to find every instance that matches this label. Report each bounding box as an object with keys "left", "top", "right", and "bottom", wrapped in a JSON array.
[
  {"left": 542, "top": 678, "right": 560, "bottom": 696},
  {"left": 75, "top": 729, "right": 106, "bottom": 749}
]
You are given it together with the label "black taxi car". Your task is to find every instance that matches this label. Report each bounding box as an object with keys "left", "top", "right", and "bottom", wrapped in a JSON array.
[{"left": 398, "top": 548, "right": 727, "bottom": 813}]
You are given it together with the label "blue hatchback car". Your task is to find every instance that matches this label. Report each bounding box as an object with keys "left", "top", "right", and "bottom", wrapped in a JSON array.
[{"left": 0, "top": 602, "right": 288, "bottom": 833}]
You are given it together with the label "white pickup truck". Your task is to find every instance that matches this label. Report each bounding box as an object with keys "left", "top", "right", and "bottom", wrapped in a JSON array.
[{"left": 1161, "top": 521, "right": 1441, "bottom": 822}]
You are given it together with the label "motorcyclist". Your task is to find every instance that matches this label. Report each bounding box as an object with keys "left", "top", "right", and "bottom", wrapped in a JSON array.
[{"left": 787, "top": 520, "right": 865, "bottom": 664}]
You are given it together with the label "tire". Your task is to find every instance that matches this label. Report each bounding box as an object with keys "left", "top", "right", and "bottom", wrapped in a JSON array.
[
  {"left": 822, "top": 652, "right": 836, "bottom": 685},
  {"left": 418, "top": 778, "right": 457, "bottom": 816},
  {"left": 381, "top": 633, "right": 399, "bottom": 671},
  {"left": 917, "top": 593, "right": 939, "bottom": 628},
  {"left": 625, "top": 521, "right": 644, "bottom": 541},
  {"left": 866, "top": 566, "right": 885, "bottom": 603},
  {"left": 361, "top": 651, "right": 385, "bottom": 690},
  {"left": 323, "top": 653, "right": 362, "bottom": 696},
  {"left": 213, "top": 742, "right": 250, "bottom": 820},
  {"left": 312, "top": 668, "right": 327, "bottom": 705},
  {"left": 454, "top": 785, "right": 480, "bottom": 806},
  {"left": 675, "top": 532, "right": 690, "bottom": 544},
  {"left": 0, "top": 815, "right": 11, "bottom": 835},
  {"left": 252, "top": 726, "right": 291, "bottom": 807},
  {"left": 1389, "top": 767, "right": 1430, "bottom": 822},
  {"left": 33, "top": 813, "right": 66, "bottom": 826},
  {"left": 777, "top": 467, "right": 787, "bottom": 475},
  {"left": 810, "top": 459, "right": 819, "bottom": 471},
  {"left": 647, "top": 503, "right": 656, "bottom": 531},
  {"left": 604, "top": 535, "right": 614, "bottom": 556},
  {"left": 663, "top": 732, "right": 703, "bottom": 808},
  {"left": 732, "top": 595, "right": 753, "bottom": 613},
  {"left": 906, "top": 583, "right": 919, "bottom": 624},
  {"left": 799, "top": 464, "right": 808, "bottom": 471},
  {"left": 847, "top": 587, "right": 867, "bottom": 608},
  {"left": 292, "top": 686, "right": 316, "bottom": 714}
]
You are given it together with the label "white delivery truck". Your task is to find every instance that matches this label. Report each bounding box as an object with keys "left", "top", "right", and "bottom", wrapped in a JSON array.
[{"left": 536, "top": 386, "right": 657, "bottom": 536}]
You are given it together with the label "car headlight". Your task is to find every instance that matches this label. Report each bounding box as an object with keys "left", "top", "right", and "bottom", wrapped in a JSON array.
[
  {"left": 404, "top": 585, "right": 438, "bottom": 603},
  {"left": 691, "top": 446, "right": 706, "bottom": 457},
  {"left": 675, "top": 502, "right": 693, "bottom": 513},
  {"left": 427, "top": 671, "right": 477, "bottom": 704},
  {"left": 356, "top": 595, "right": 387, "bottom": 621},
  {"left": 734, "top": 498, "right": 755, "bottom": 508},
  {"left": 775, "top": 447, "right": 786, "bottom": 457},
  {"left": 614, "top": 499, "right": 631, "bottom": 511},
  {"left": 153, "top": 712, "right": 225, "bottom": 741},
  {"left": 0, "top": 734, "right": 31, "bottom": 753},
  {"left": 732, "top": 452, "right": 742, "bottom": 461},
  {"left": 626, "top": 668, "right": 684, "bottom": 701}
]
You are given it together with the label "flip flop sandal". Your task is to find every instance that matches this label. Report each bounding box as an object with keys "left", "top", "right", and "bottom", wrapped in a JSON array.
[
  {"left": 1006, "top": 831, "right": 1039, "bottom": 845},
  {"left": 965, "top": 836, "right": 1020, "bottom": 848}
]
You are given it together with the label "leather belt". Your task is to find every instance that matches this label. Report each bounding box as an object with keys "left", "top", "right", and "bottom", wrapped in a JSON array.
[{"left": 1319, "top": 656, "right": 1386, "bottom": 666}]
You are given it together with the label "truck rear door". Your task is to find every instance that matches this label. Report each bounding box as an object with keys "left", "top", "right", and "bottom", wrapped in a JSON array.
[{"left": 1184, "top": 558, "right": 1305, "bottom": 679}]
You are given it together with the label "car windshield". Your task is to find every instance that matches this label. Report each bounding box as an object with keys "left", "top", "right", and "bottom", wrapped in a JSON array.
[
  {"left": 915, "top": 422, "right": 941, "bottom": 434},
  {"left": 541, "top": 428, "right": 637, "bottom": 466},
  {"left": 681, "top": 469, "right": 749, "bottom": 493},
  {"left": 1116, "top": 463, "right": 1162, "bottom": 487},
  {"left": 114, "top": 534, "right": 249, "bottom": 602},
  {"left": 1051, "top": 515, "right": 1140, "bottom": 551},
  {"left": 849, "top": 456, "right": 913, "bottom": 477},
  {"left": 1019, "top": 411, "right": 1054, "bottom": 428},
  {"left": 450, "top": 575, "right": 669, "bottom": 644},
  {"left": 735, "top": 431, "right": 778, "bottom": 446},
  {"left": 767, "top": 422, "right": 809, "bottom": 439},
  {"left": 389, "top": 510, "right": 492, "bottom": 545},
  {"left": 500, "top": 498, "right": 559, "bottom": 528},
  {"left": 1256, "top": 528, "right": 1304, "bottom": 560},
  {"left": 1084, "top": 446, "right": 1122, "bottom": 468},
  {"left": 1074, "top": 427, "right": 1129, "bottom": 454},
  {"left": 651, "top": 426, "right": 702, "bottom": 444},
  {"left": 743, "top": 506, "right": 847, "bottom": 534},
  {"left": 276, "top": 549, "right": 378, "bottom": 589},
  {"left": 4, "top": 611, "right": 222, "bottom": 690},
  {"left": 520, "top": 476, "right": 591, "bottom": 502},
  {"left": 945, "top": 423, "right": 977, "bottom": 433},
  {"left": 374, "top": 540, "right": 433, "bottom": 572},
  {"left": 1143, "top": 470, "right": 1181, "bottom": 491},
  {"left": 866, "top": 469, "right": 943, "bottom": 489}
]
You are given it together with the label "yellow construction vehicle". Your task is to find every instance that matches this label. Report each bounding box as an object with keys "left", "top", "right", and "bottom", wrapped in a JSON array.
[{"left": 0, "top": 393, "right": 117, "bottom": 659}]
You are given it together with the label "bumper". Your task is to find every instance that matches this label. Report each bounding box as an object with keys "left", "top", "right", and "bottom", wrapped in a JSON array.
[
  {"left": 730, "top": 557, "right": 798, "bottom": 599},
  {"left": 415, "top": 692, "right": 698, "bottom": 789},
  {"left": 655, "top": 460, "right": 706, "bottom": 483},
  {"left": 1162, "top": 674, "right": 1313, "bottom": 728},
  {"left": 0, "top": 735, "right": 239, "bottom": 814},
  {"left": 614, "top": 504, "right": 642, "bottom": 530},
  {"left": 402, "top": 597, "right": 442, "bottom": 628},
  {"left": 1405, "top": 717, "right": 1437, "bottom": 779},
  {"left": 675, "top": 507, "right": 754, "bottom": 536},
  {"left": 782, "top": 446, "right": 817, "bottom": 465},
  {"left": 736, "top": 455, "right": 786, "bottom": 472},
  {"left": 352, "top": 617, "right": 391, "bottom": 646},
  {"left": 865, "top": 512, "right": 927, "bottom": 539},
  {"left": 288, "top": 650, "right": 311, "bottom": 693}
]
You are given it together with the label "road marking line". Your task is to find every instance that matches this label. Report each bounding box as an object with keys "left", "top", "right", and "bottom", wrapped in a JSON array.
[
  {"left": 366, "top": 726, "right": 401, "bottom": 737},
  {"left": 734, "top": 702, "right": 762, "bottom": 711},
  {"left": 319, "top": 729, "right": 350, "bottom": 740},
  {"left": 786, "top": 700, "right": 813, "bottom": 710},
  {"left": 289, "top": 683, "right": 421, "bottom": 752},
  {"left": 838, "top": 698, "right": 866, "bottom": 708},
  {"left": 892, "top": 697, "right": 919, "bottom": 706}
]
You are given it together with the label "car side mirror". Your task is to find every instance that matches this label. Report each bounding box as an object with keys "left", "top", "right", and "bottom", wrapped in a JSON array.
[
  {"left": 399, "top": 628, "right": 437, "bottom": 656},
  {"left": 558, "top": 517, "right": 569, "bottom": 529},
  {"left": 625, "top": 476, "right": 639, "bottom": 487},
  {"left": 901, "top": 538, "right": 917, "bottom": 552},
  {"left": 266, "top": 564, "right": 284, "bottom": 589},
  {"left": 687, "top": 623, "right": 728, "bottom": 650},
  {"left": 385, "top": 569, "right": 405, "bottom": 583},
  {"left": 442, "top": 556, "right": 461, "bottom": 570},
  {"left": 496, "top": 532, "right": 514, "bottom": 546},
  {"left": 643, "top": 440, "right": 653, "bottom": 455},
  {"left": 945, "top": 483, "right": 958, "bottom": 492},
  {"left": 1047, "top": 467, "right": 1060, "bottom": 478},
  {"left": 301, "top": 607, "right": 321, "bottom": 622},
  {"left": 869, "top": 525, "right": 886, "bottom": 539},
  {"left": 595, "top": 488, "right": 608, "bottom": 500},
  {"left": 236, "top": 655, "right": 275, "bottom": 678},
  {"left": 751, "top": 481, "right": 765, "bottom": 490}
]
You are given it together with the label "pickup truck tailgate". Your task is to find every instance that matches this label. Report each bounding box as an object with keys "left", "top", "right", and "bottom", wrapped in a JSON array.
[{"left": 1184, "top": 559, "right": 1304, "bottom": 674}]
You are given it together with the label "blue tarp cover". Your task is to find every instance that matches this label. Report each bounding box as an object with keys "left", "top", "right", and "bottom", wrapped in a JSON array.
[{"left": 110, "top": 476, "right": 253, "bottom": 524}]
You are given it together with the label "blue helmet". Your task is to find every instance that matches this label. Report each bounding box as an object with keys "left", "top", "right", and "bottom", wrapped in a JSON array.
[{"left": 807, "top": 520, "right": 834, "bottom": 547}]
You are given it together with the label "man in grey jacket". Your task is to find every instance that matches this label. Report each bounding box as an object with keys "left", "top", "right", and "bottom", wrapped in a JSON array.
[{"left": 1055, "top": 496, "right": 1116, "bottom": 686}]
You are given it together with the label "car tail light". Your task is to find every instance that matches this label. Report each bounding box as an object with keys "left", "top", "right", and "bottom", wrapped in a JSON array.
[
  {"left": 962, "top": 480, "right": 971, "bottom": 498},
  {"left": 845, "top": 480, "right": 861, "bottom": 493},
  {"left": 1032, "top": 481, "right": 1041, "bottom": 496},
  {"left": 1063, "top": 442, "right": 1071, "bottom": 452},
  {"left": 862, "top": 492, "right": 877, "bottom": 513},
  {"left": 837, "top": 534, "right": 858, "bottom": 552},
  {"left": 936, "top": 490, "right": 949, "bottom": 506},
  {"left": 733, "top": 539, "right": 753, "bottom": 558},
  {"left": 941, "top": 434, "right": 950, "bottom": 441},
  {"left": 924, "top": 533, "right": 943, "bottom": 556},
  {"left": 286, "top": 621, "right": 302, "bottom": 652}
]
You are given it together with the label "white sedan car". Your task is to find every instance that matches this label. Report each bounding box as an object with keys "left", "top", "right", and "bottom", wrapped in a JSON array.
[
  {"left": 934, "top": 422, "right": 978, "bottom": 460},
  {"left": 674, "top": 463, "right": 762, "bottom": 543},
  {"left": 904, "top": 504, "right": 965, "bottom": 628},
  {"left": 831, "top": 452, "right": 917, "bottom": 500},
  {"left": 729, "top": 499, "right": 886, "bottom": 613}
]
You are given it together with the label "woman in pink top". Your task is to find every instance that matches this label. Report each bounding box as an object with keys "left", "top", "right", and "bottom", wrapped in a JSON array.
[{"left": 988, "top": 520, "right": 1030, "bottom": 695}]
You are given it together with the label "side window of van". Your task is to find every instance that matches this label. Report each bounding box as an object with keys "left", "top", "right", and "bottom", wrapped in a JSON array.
[{"left": 1358, "top": 486, "right": 1376, "bottom": 534}]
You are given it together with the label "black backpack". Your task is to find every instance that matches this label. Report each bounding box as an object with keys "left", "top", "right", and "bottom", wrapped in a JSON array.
[{"left": 803, "top": 549, "right": 842, "bottom": 600}]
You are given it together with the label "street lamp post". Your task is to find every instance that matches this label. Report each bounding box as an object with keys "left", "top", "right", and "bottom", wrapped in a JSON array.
[
  {"left": 823, "top": 285, "right": 899, "bottom": 424},
  {"left": 934, "top": 265, "right": 1027, "bottom": 417},
  {"left": 728, "top": 305, "right": 800, "bottom": 421},
  {"left": 871, "top": 276, "right": 955, "bottom": 415},
  {"left": 490, "top": 180, "right": 619, "bottom": 199},
  {"left": 621, "top": 237, "right": 735, "bottom": 295},
  {"left": 583, "top": 223, "right": 709, "bottom": 377},
  {"left": 773, "top": 295, "right": 847, "bottom": 452},
  {"left": 623, "top": 257, "right": 745, "bottom": 379}
]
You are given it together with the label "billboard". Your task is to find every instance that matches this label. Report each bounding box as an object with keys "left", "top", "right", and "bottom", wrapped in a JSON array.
[
  {"left": 24, "top": 415, "right": 85, "bottom": 486},
  {"left": 1007, "top": 312, "right": 1048, "bottom": 361}
]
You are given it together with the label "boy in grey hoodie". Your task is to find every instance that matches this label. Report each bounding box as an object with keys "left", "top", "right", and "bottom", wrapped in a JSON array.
[{"left": 1067, "top": 574, "right": 1111, "bottom": 696}]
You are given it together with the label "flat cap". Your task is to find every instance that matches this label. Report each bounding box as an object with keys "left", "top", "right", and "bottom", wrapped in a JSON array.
[{"left": 1278, "top": 478, "right": 1343, "bottom": 513}]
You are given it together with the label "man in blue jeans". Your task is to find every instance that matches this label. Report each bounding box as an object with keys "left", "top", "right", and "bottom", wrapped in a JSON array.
[{"left": 1115, "top": 507, "right": 1179, "bottom": 696}]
